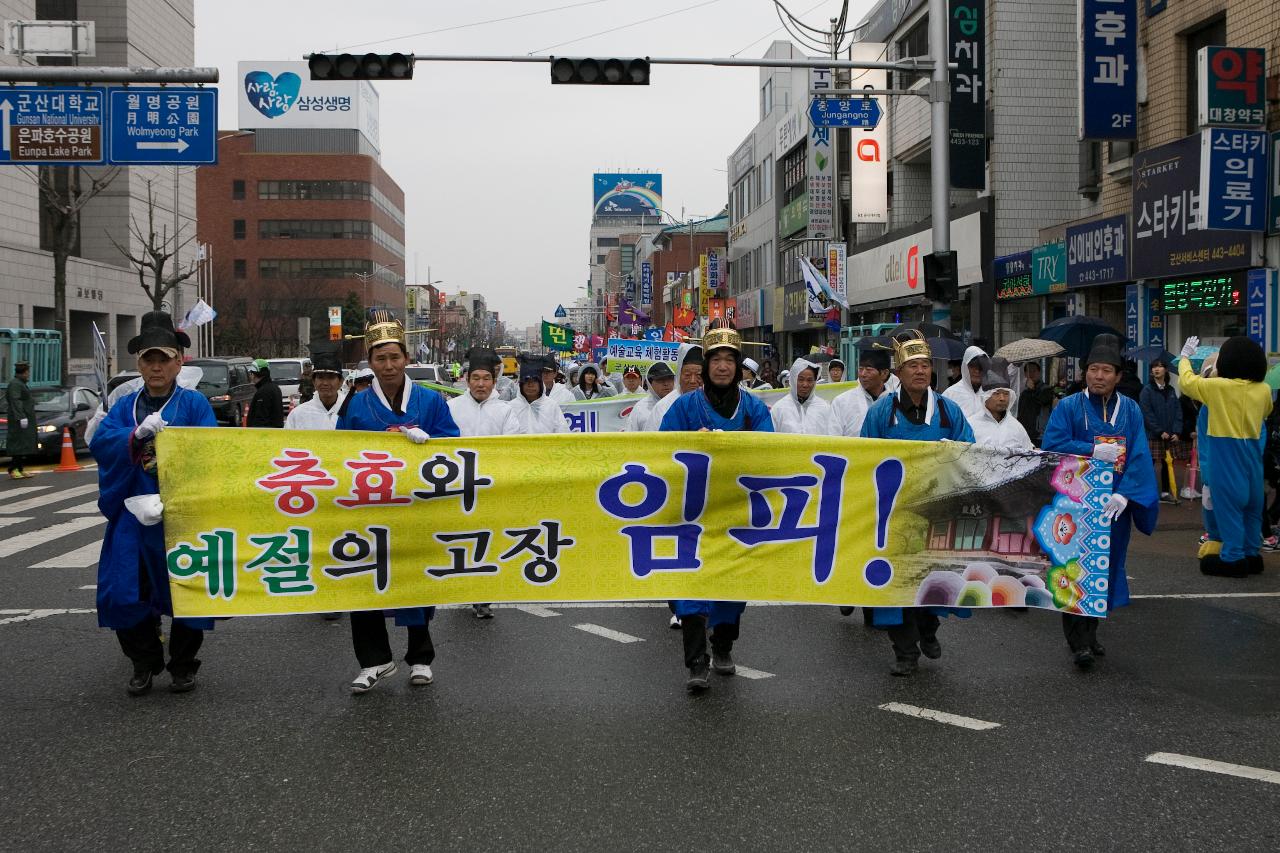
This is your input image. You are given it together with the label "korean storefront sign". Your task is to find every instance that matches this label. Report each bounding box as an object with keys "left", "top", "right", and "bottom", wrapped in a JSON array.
[
  {"left": 1198, "top": 128, "right": 1268, "bottom": 232},
  {"left": 849, "top": 42, "right": 889, "bottom": 223},
  {"left": 993, "top": 252, "right": 1033, "bottom": 302},
  {"left": 1197, "top": 47, "right": 1266, "bottom": 128},
  {"left": 1131, "top": 134, "right": 1259, "bottom": 279},
  {"left": 949, "top": 0, "right": 986, "bottom": 189},
  {"left": 1065, "top": 214, "right": 1129, "bottom": 287},
  {"left": 1078, "top": 0, "right": 1138, "bottom": 139},
  {"left": 1032, "top": 241, "right": 1067, "bottom": 295}
]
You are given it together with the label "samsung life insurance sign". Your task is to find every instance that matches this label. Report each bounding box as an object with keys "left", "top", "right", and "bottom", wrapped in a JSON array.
[{"left": 237, "top": 61, "right": 380, "bottom": 149}]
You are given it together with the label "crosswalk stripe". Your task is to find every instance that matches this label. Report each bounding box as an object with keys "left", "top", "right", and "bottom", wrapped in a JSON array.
[
  {"left": 0, "top": 485, "right": 52, "bottom": 502},
  {"left": 56, "top": 500, "right": 100, "bottom": 515},
  {"left": 0, "top": 483, "right": 98, "bottom": 514},
  {"left": 0, "top": 516, "right": 104, "bottom": 559},
  {"left": 573, "top": 623, "right": 644, "bottom": 643},
  {"left": 878, "top": 702, "right": 1002, "bottom": 731},
  {"left": 735, "top": 665, "right": 775, "bottom": 680},
  {"left": 0, "top": 516, "right": 33, "bottom": 529},
  {"left": 1146, "top": 752, "right": 1280, "bottom": 785},
  {"left": 515, "top": 605, "right": 560, "bottom": 618},
  {"left": 0, "top": 608, "right": 95, "bottom": 626},
  {"left": 32, "top": 540, "right": 101, "bottom": 569}
]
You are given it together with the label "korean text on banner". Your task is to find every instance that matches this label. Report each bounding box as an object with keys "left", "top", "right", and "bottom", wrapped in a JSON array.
[
  {"left": 160, "top": 430, "right": 1115, "bottom": 618},
  {"left": 541, "top": 320, "right": 574, "bottom": 351},
  {"left": 827, "top": 243, "right": 847, "bottom": 303},
  {"left": 1077, "top": 0, "right": 1137, "bottom": 140},
  {"left": 605, "top": 338, "right": 679, "bottom": 372}
]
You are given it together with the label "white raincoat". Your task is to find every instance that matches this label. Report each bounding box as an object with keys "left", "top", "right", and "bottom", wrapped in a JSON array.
[
  {"left": 448, "top": 392, "right": 525, "bottom": 436},
  {"left": 770, "top": 358, "right": 838, "bottom": 435},
  {"left": 649, "top": 344, "right": 701, "bottom": 428},
  {"left": 970, "top": 389, "right": 1033, "bottom": 451},
  {"left": 941, "top": 345, "right": 988, "bottom": 422},
  {"left": 831, "top": 379, "right": 895, "bottom": 438},
  {"left": 284, "top": 390, "right": 347, "bottom": 430},
  {"left": 626, "top": 383, "right": 674, "bottom": 432},
  {"left": 509, "top": 388, "right": 568, "bottom": 434}
]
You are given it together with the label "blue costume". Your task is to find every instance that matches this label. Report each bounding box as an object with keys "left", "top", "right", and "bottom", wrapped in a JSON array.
[
  {"left": 337, "top": 381, "right": 459, "bottom": 630},
  {"left": 859, "top": 388, "right": 975, "bottom": 632},
  {"left": 93, "top": 385, "right": 218, "bottom": 631},
  {"left": 1041, "top": 390, "right": 1159, "bottom": 609},
  {"left": 660, "top": 387, "right": 773, "bottom": 629}
]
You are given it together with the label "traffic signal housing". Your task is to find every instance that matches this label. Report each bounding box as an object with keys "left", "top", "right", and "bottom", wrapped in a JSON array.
[
  {"left": 308, "top": 52, "right": 414, "bottom": 81},
  {"left": 923, "top": 250, "right": 959, "bottom": 303},
  {"left": 550, "top": 57, "right": 650, "bottom": 85}
]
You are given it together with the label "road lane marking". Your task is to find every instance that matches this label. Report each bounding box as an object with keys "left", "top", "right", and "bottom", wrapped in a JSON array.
[
  {"left": 1146, "top": 752, "right": 1280, "bottom": 785},
  {"left": 573, "top": 623, "right": 644, "bottom": 643},
  {"left": 515, "top": 605, "right": 560, "bottom": 618},
  {"left": 1131, "top": 592, "right": 1280, "bottom": 600},
  {"left": 878, "top": 702, "right": 1001, "bottom": 731},
  {"left": 735, "top": 665, "right": 775, "bottom": 680},
  {"left": 32, "top": 541, "right": 101, "bottom": 569},
  {"left": 56, "top": 500, "right": 100, "bottom": 515},
  {"left": 0, "top": 516, "right": 33, "bottom": 529},
  {"left": 1, "top": 485, "right": 52, "bottom": 501},
  {"left": 79, "top": 584, "right": 96, "bottom": 590},
  {"left": 0, "top": 483, "right": 98, "bottom": 514},
  {"left": 0, "top": 608, "right": 95, "bottom": 626},
  {"left": 0, "top": 516, "right": 104, "bottom": 558}
]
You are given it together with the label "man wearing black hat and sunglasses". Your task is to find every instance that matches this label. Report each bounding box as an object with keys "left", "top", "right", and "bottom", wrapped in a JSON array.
[{"left": 91, "top": 311, "right": 219, "bottom": 696}]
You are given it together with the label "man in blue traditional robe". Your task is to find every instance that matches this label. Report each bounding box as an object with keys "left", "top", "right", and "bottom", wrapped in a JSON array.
[
  {"left": 337, "top": 310, "right": 460, "bottom": 694},
  {"left": 92, "top": 311, "right": 218, "bottom": 696},
  {"left": 660, "top": 320, "right": 773, "bottom": 693},
  {"left": 860, "top": 332, "right": 974, "bottom": 676},
  {"left": 1041, "top": 333, "right": 1158, "bottom": 669}
]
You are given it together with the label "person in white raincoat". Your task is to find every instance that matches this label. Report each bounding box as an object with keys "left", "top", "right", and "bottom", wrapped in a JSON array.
[
  {"left": 830, "top": 348, "right": 898, "bottom": 438},
  {"left": 770, "top": 357, "right": 838, "bottom": 435},
  {"left": 624, "top": 362, "right": 676, "bottom": 432},
  {"left": 448, "top": 348, "right": 524, "bottom": 620},
  {"left": 969, "top": 357, "right": 1034, "bottom": 452},
  {"left": 509, "top": 354, "right": 568, "bottom": 434},
  {"left": 941, "top": 345, "right": 990, "bottom": 422},
  {"left": 543, "top": 361, "right": 576, "bottom": 405},
  {"left": 284, "top": 350, "right": 346, "bottom": 430},
  {"left": 648, "top": 344, "right": 703, "bottom": 430}
]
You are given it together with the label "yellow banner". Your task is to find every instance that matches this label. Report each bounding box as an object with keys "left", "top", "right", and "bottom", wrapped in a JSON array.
[{"left": 159, "top": 430, "right": 1114, "bottom": 619}]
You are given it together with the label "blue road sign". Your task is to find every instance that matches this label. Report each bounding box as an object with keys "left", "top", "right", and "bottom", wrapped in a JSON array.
[
  {"left": 554, "top": 304, "right": 567, "bottom": 318},
  {"left": 108, "top": 87, "right": 217, "bottom": 165},
  {"left": 807, "top": 96, "right": 882, "bottom": 129},
  {"left": 0, "top": 87, "right": 106, "bottom": 165}
]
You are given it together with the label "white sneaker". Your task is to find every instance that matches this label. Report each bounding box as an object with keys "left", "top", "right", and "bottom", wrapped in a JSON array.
[
  {"left": 409, "top": 664, "right": 433, "bottom": 686},
  {"left": 349, "top": 661, "right": 396, "bottom": 694},
  {"left": 668, "top": 614, "right": 682, "bottom": 629}
]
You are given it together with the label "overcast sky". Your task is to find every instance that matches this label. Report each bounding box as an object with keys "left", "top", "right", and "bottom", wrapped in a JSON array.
[{"left": 194, "top": 0, "right": 873, "bottom": 328}]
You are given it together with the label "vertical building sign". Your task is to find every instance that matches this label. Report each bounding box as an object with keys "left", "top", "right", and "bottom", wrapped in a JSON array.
[
  {"left": 807, "top": 66, "right": 835, "bottom": 240},
  {"left": 1197, "top": 47, "right": 1266, "bottom": 128},
  {"left": 1125, "top": 284, "right": 1140, "bottom": 345},
  {"left": 1197, "top": 128, "right": 1268, "bottom": 231},
  {"left": 1271, "top": 131, "right": 1280, "bottom": 235},
  {"left": 1246, "top": 267, "right": 1268, "bottom": 349},
  {"left": 1078, "top": 0, "right": 1138, "bottom": 139},
  {"left": 849, "top": 42, "right": 889, "bottom": 222},
  {"left": 640, "top": 262, "right": 653, "bottom": 306},
  {"left": 707, "top": 250, "right": 721, "bottom": 295},
  {"left": 1145, "top": 284, "right": 1164, "bottom": 349},
  {"left": 949, "top": 0, "right": 986, "bottom": 189},
  {"left": 827, "top": 243, "right": 847, "bottom": 303},
  {"left": 328, "top": 306, "right": 342, "bottom": 342}
]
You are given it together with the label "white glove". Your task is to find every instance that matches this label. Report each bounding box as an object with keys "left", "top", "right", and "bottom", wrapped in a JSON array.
[
  {"left": 18, "top": 418, "right": 27, "bottom": 429},
  {"left": 134, "top": 412, "right": 166, "bottom": 440},
  {"left": 1100, "top": 493, "right": 1129, "bottom": 522},
  {"left": 1180, "top": 336, "right": 1200, "bottom": 360},
  {"left": 1201, "top": 484, "right": 1212, "bottom": 511},
  {"left": 124, "top": 494, "right": 164, "bottom": 527},
  {"left": 401, "top": 426, "right": 429, "bottom": 444},
  {"left": 1092, "top": 442, "right": 1122, "bottom": 463}
]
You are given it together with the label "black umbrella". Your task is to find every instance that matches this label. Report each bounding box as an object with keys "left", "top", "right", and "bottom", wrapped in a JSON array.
[
  {"left": 854, "top": 335, "right": 895, "bottom": 351},
  {"left": 925, "top": 336, "right": 969, "bottom": 360},
  {"left": 1037, "top": 315, "right": 1124, "bottom": 360},
  {"left": 1124, "top": 344, "right": 1177, "bottom": 364},
  {"left": 888, "top": 321, "right": 957, "bottom": 340}
]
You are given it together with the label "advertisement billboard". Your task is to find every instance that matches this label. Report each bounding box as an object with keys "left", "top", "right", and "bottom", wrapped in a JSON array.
[
  {"left": 592, "top": 173, "right": 662, "bottom": 218},
  {"left": 237, "top": 61, "right": 379, "bottom": 148},
  {"left": 849, "top": 42, "right": 889, "bottom": 222}
]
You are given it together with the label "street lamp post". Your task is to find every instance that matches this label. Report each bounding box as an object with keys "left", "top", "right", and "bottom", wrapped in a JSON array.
[{"left": 353, "top": 261, "right": 402, "bottom": 316}]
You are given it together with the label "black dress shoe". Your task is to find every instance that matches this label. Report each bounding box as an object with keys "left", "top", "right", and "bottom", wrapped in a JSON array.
[
  {"left": 1073, "top": 649, "right": 1095, "bottom": 671},
  {"left": 919, "top": 637, "right": 942, "bottom": 659},
  {"left": 838, "top": 606, "right": 855, "bottom": 616},
  {"left": 1247, "top": 555, "right": 1264, "bottom": 575},
  {"left": 127, "top": 670, "right": 154, "bottom": 696},
  {"left": 889, "top": 657, "right": 918, "bottom": 677},
  {"left": 1089, "top": 642, "right": 1106, "bottom": 657},
  {"left": 169, "top": 672, "right": 197, "bottom": 693}
]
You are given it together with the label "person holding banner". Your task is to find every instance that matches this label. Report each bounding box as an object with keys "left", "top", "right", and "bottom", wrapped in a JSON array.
[
  {"left": 543, "top": 362, "right": 575, "bottom": 406},
  {"left": 860, "top": 333, "right": 975, "bottom": 676},
  {"left": 284, "top": 350, "right": 346, "bottom": 430},
  {"left": 649, "top": 344, "right": 703, "bottom": 431},
  {"left": 770, "top": 357, "right": 838, "bottom": 435},
  {"left": 92, "top": 311, "right": 219, "bottom": 696},
  {"left": 1041, "top": 334, "right": 1158, "bottom": 670},
  {"left": 624, "top": 362, "right": 675, "bottom": 433},
  {"left": 660, "top": 321, "right": 774, "bottom": 692},
  {"left": 970, "top": 357, "right": 1033, "bottom": 452},
  {"left": 831, "top": 349, "right": 894, "bottom": 438},
  {"left": 511, "top": 354, "right": 569, "bottom": 434},
  {"left": 338, "top": 310, "right": 460, "bottom": 693}
]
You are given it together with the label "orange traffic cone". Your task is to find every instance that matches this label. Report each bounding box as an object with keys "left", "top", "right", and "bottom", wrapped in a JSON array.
[
  {"left": 241, "top": 403, "right": 249, "bottom": 428},
  {"left": 56, "top": 425, "right": 82, "bottom": 472}
]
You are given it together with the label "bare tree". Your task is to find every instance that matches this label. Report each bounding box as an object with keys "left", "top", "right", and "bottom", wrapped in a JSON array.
[
  {"left": 108, "top": 178, "right": 198, "bottom": 313},
  {"left": 28, "top": 164, "right": 122, "bottom": 384}
]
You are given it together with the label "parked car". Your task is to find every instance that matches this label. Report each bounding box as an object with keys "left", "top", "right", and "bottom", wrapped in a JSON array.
[
  {"left": 107, "top": 371, "right": 140, "bottom": 394},
  {"left": 405, "top": 363, "right": 452, "bottom": 386},
  {"left": 0, "top": 385, "right": 100, "bottom": 457},
  {"left": 187, "top": 357, "right": 256, "bottom": 426}
]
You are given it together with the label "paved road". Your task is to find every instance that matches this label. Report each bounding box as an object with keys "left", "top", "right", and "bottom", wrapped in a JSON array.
[{"left": 1, "top": 469, "right": 1278, "bottom": 851}]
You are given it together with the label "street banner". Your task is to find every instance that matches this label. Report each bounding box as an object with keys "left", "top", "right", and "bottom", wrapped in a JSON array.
[
  {"left": 848, "top": 42, "right": 889, "bottom": 222},
  {"left": 541, "top": 321, "right": 573, "bottom": 351},
  {"left": 605, "top": 338, "right": 679, "bottom": 373},
  {"left": 161, "top": 430, "right": 1115, "bottom": 618}
]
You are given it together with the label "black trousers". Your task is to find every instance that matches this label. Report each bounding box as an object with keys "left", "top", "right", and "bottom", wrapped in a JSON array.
[
  {"left": 116, "top": 615, "right": 203, "bottom": 677},
  {"left": 886, "top": 611, "right": 940, "bottom": 661},
  {"left": 1061, "top": 614, "right": 1100, "bottom": 652},
  {"left": 6, "top": 454, "right": 26, "bottom": 473},
  {"left": 680, "top": 615, "right": 739, "bottom": 669},
  {"left": 350, "top": 610, "right": 434, "bottom": 668}
]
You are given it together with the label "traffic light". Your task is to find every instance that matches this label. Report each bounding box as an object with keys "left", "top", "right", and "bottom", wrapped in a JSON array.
[
  {"left": 308, "top": 52, "right": 414, "bottom": 81},
  {"left": 550, "top": 57, "right": 650, "bottom": 85},
  {"left": 923, "top": 250, "right": 959, "bottom": 303}
]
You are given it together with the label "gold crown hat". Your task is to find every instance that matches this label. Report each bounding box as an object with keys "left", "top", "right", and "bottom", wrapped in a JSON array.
[
  {"left": 701, "top": 317, "right": 742, "bottom": 354},
  {"left": 363, "top": 308, "right": 406, "bottom": 352},
  {"left": 883, "top": 330, "right": 932, "bottom": 366}
]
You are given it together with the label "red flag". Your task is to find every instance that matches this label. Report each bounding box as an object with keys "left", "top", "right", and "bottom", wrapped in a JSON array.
[{"left": 664, "top": 323, "right": 675, "bottom": 342}]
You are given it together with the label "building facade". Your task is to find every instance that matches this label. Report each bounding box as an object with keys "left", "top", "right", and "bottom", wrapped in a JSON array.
[{"left": 0, "top": 0, "right": 199, "bottom": 379}]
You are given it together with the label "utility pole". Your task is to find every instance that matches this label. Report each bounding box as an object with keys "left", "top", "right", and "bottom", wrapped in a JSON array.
[{"left": 928, "top": 0, "right": 952, "bottom": 324}]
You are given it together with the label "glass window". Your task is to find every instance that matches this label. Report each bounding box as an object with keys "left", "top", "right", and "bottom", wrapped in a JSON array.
[
  {"left": 232, "top": 179, "right": 245, "bottom": 200},
  {"left": 233, "top": 259, "right": 246, "bottom": 279},
  {"left": 761, "top": 155, "right": 774, "bottom": 201},
  {"left": 596, "top": 237, "right": 620, "bottom": 247},
  {"left": 1184, "top": 16, "right": 1227, "bottom": 133},
  {"left": 233, "top": 219, "right": 245, "bottom": 240},
  {"left": 896, "top": 16, "right": 930, "bottom": 89},
  {"left": 761, "top": 78, "right": 773, "bottom": 119}
]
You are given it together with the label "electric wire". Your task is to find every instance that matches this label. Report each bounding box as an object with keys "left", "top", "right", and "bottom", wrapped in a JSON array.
[
  {"left": 332, "top": 0, "right": 618, "bottom": 52},
  {"left": 529, "top": 0, "right": 728, "bottom": 54}
]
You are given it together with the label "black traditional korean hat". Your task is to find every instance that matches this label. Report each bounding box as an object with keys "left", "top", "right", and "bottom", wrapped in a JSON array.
[{"left": 128, "top": 310, "right": 190, "bottom": 357}]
